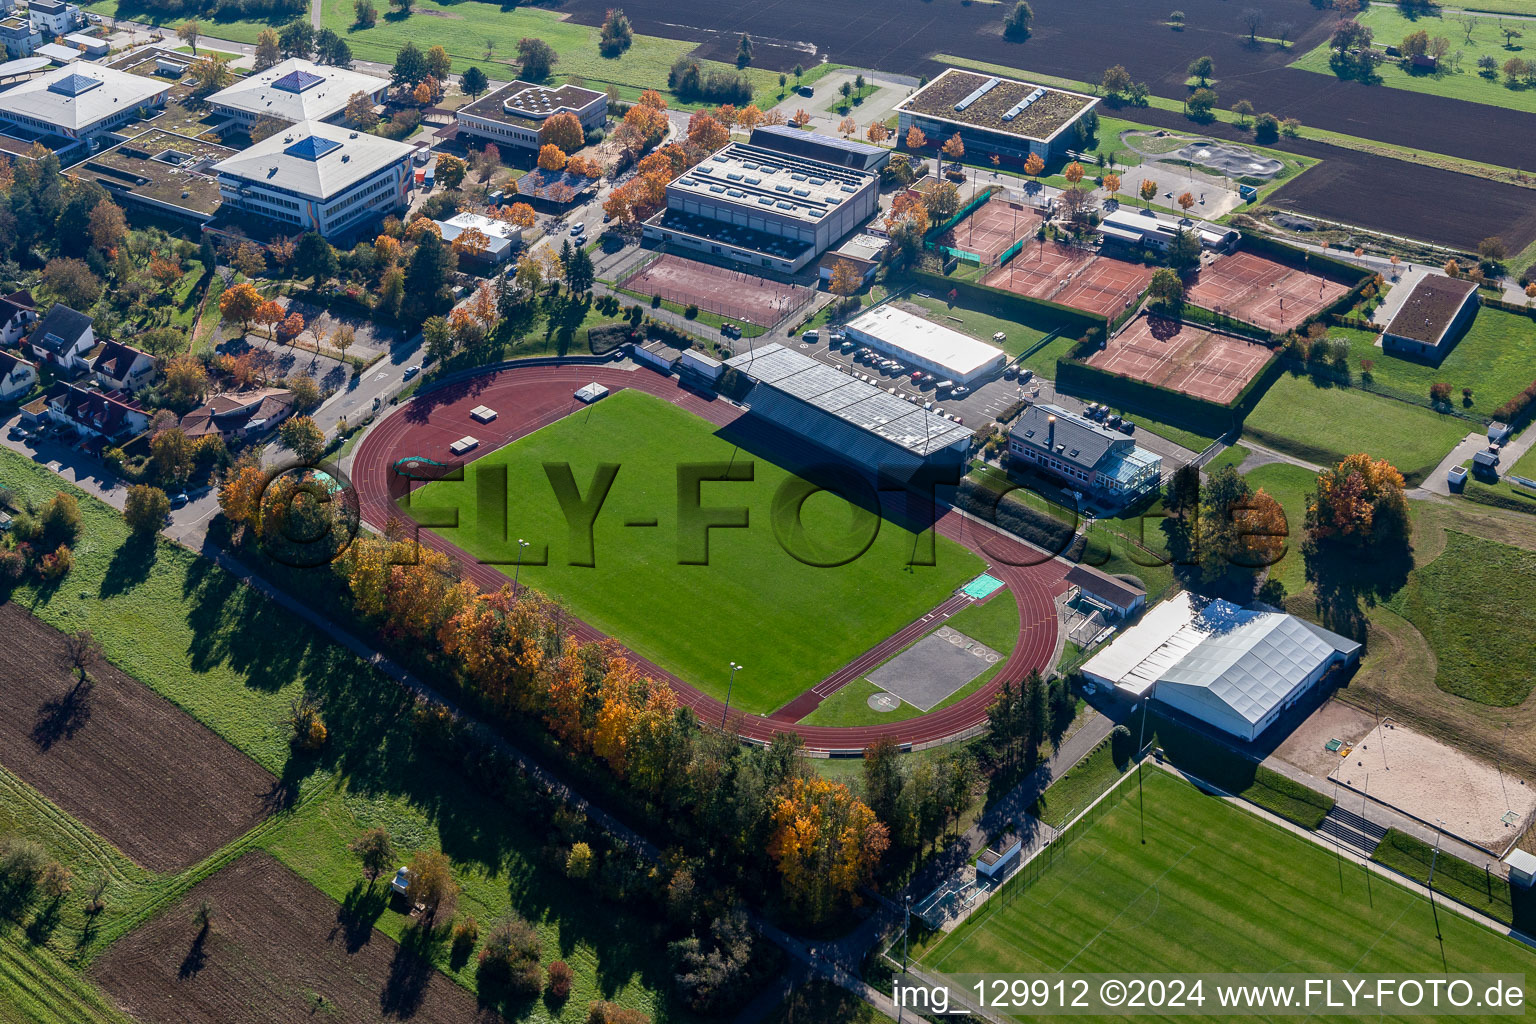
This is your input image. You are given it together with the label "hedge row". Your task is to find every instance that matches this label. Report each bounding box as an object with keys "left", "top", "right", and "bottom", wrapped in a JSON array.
[
  {"left": 1053, "top": 355, "right": 1242, "bottom": 433},
  {"left": 1462, "top": 481, "right": 1536, "bottom": 516},
  {"left": 1247, "top": 233, "right": 1375, "bottom": 285},
  {"left": 1370, "top": 829, "right": 1524, "bottom": 927},
  {"left": 952, "top": 477, "right": 1086, "bottom": 562}
]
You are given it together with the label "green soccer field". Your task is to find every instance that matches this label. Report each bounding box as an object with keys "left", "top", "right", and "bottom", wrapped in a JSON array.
[
  {"left": 921, "top": 770, "right": 1536, "bottom": 1022},
  {"left": 407, "top": 389, "right": 984, "bottom": 713}
]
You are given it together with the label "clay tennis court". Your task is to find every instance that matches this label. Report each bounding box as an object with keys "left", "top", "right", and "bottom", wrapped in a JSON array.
[
  {"left": 620, "top": 253, "right": 812, "bottom": 326},
  {"left": 1088, "top": 313, "right": 1273, "bottom": 404},
  {"left": 943, "top": 196, "right": 1043, "bottom": 264},
  {"left": 984, "top": 246, "right": 1153, "bottom": 318},
  {"left": 1185, "top": 251, "right": 1350, "bottom": 333}
]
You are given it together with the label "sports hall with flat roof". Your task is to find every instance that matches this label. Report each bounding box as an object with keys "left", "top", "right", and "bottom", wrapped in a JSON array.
[
  {"left": 1086, "top": 313, "right": 1274, "bottom": 405},
  {"left": 1184, "top": 251, "right": 1350, "bottom": 333},
  {"left": 620, "top": 253, "right": 813, "bottom": 326}
]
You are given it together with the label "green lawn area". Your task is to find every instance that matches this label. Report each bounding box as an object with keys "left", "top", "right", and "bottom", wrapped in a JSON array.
[
  {"left": 920, "top": 770, "right": 1536, "bottom": 999},
  {"left": 1289, "top": 5, "right": 1536, "bottom": 115},
  {"left": 1201, "top": 444, "right": 1249, "bottom": 477},
  {"left": 1331, "top": 309, "right": 1536, "bottom": 419},
  {"left": 1385, "top": 530, "right": 1536, "bottom": 707},
  {"left": 81, "top": 0, "right": 289, "bottom": 44},
  {"left": 311, "top": 0, "right": 824, "bottom": 107},
  {"left": 798, "top": 593, "right": 1020, "bottom": 728},
  {"left": 407, "top": 389, "right": 982, "bottom": 713},
  {"left": 1025, "top": 737, "right": 1124, "bottom": 828},
  {"left": 1242, "top": 371, "right": 1470, "bottom": 484},
  {"left": 0, "top": 447, "right": 676, "bottom": 1020},
  {"left": 1240, "top": 461, "right": 1317, "bottom": 595}
]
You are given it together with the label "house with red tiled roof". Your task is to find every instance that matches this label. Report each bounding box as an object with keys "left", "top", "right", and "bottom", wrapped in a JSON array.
[
  {"left": 179, "top": 387, "right": 295, "bottom": 441},
  {"left": 32, "top": 381, "right": 149, "bottom": 439}
]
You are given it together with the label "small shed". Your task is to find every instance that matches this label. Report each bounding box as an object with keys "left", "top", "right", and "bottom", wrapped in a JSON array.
[
  {"left": 1064, "top": 564, "right": 1146, "bottom": 619},
  {"left": 1472, "top": 449, "right": 1499, "bottom": 474},
  {"left": 632, "top": 339, "right": 683, "bottom": 374},
  {"left": 574, "top": 382, "right": 608, "bottom": 404},
  {"left": 64, "top": 31, "right": 106, "bottom": 57},
  {"left": 449, "top": 436, "right": 480, "bottom": 456},
  {"left": 976, "top": 831, "right": 1023, "bottom": 881},
  {"left": 1489, "top": 421, "right": 1513, "bottom": 445},
  {"left": 1506, "top": 848, "right": 1536, "bottom": 888},
  {"left": 680, "top": 348, "right": 723, "bottom": 382},
  {"left": 390, "top": 866, "right": 412, "bottom": 896}
]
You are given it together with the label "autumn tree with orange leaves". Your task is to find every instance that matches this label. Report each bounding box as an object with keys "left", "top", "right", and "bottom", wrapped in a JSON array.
[
  {"left": 769, "top": 776, "right": 889, "bottom": 926},
  {"left": 1304, "top": 454, "right": 1409, "bottom": 552},
  {"left": 538, "top": 144, "right": 568, "bottom": 172},
  {"left": 905, "top": 125, "right": 927, "bottom": 150},
  {"left": 1023, "top": 152, "right": 1044, "bottom": 177},
  {"left": 686, "top": 112, "right": 729, "bottom": 151}
]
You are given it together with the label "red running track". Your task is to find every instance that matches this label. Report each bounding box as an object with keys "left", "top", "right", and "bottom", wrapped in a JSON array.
[{"left": 352, "top": 364, "right": 1070, "bottom": 750}]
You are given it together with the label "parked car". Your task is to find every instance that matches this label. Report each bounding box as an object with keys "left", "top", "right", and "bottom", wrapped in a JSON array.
[
  {"left": 804, "top": 329, "right": 819, "bottom": 341},
  {"left": 1119, "top": 421, "right": 1135, "bottom": 434},
  {"left": 8, "top": 425, "right": 27, "bottom": 440},
  {"left": 569, "top": 222, "right": 586, "bottom": 236},
  {"left": 1019, "top": 368, "right": 1034, "bottom": 383},
  {"left": 1107, "top": 414, "right": 1122, "bottom": 428},
  {"left": 911, "top": 370, "right": 924, "bottom": 381},
  {"left": 170, "top": 492, "right": 189, "bottom": 510},
  {"left": 1003, "top": 365, "right": 1017, "bottom": 379},
  {"left": 403, "top": 365, "right": 421, "bottom": 380},
  {"left": 951, "top": 385, "right": 970, "bottom": 397}
]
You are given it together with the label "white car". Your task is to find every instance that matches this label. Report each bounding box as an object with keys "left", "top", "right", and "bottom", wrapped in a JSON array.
[
  {"left": 569, "top": 222, "right": 585, "bottom": 236},
  {"left": 403, "top": 365, "right": 421, "bottom": 380}
]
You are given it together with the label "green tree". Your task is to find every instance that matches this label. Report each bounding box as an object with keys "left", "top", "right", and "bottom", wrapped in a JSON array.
[
  {"left": 1189, "top": 55, "right": 1214, "bottom": 85},
  {"left": 124, "top": 484, "right": 171, "bottom": 533},
  {"left": 460, "top": 65, "right": 489, "bottom": 99},
  {"left": 391, "top": 41, "right": 429, "bottom": 89},
  {"left": 278, "top": 20, "right": 315, "bottom": 59},
  {"left": 279, "top": 415, "right": 326, "bottom": 464},
  {"left": 1004, "top": 0, "right": 1034, "bottom": 38},
  {"left": 293, "top": 232, "right": 338, "bottom": 288},
  {"left": 736, "top": 33, "right": 753, "bottom": 67},
  {"left": 565, "top": 244, "right": 595, "bottom": 293},
  {"left": 1101, "top": 63, "right": 1133, "bottom": 97},
  {"left": 1148, "top": 267, "right": 1184, "bottom": 310},
  {"left": 517, "top": 37, "right": 558, "bottom": 80},
  {"left": 349, "top": 827, "right": 394, "bottom": 883},
  {"left": 423, "top": 315, "right": 453, "bottom": 364}
]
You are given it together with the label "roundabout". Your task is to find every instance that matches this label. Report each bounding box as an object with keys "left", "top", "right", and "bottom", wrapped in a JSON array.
[{"left": 351, "top": 361, "right": 1071, "bottom": 751}]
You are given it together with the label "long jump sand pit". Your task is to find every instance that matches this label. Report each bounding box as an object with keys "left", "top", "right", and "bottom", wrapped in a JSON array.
[
  {"left": 0, "top": 604, "right": 278, "bottom": 872},
  {"left": 943, "top": 195, "right": 1042, "bottom": 264},
  {"left": 1329, "top": 720, "right": 1535, "bottom": 852},
  {"left": 620, "top": 253, "right": 812, "bottom": 326},
  {"left": 1087, "top": 313, "right": 1273, "bottom": 405},
  {"left": 983, "top": 245, "right": 1152, "bottom": 317},
  {"left": 1184, "top": 251, "right": 1350, "bottom": 334}
]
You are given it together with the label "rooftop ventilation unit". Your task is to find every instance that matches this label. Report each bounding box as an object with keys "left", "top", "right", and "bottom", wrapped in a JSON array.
[{"left": 954, "top": 76, "right": 1000, "bottom": 112}]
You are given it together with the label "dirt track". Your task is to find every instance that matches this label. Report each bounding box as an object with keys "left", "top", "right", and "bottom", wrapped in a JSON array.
[
  {"left": 561, "top": 0, "right": 1536, "bottom": 173},
  {"left": 92, "top": 852, "right": 496, "bottom": 1024},
  {"left": 0, "top": 603, "right": 277, "bottom": 873}
]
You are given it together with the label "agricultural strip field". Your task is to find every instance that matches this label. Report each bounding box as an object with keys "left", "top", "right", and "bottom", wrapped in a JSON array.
[
  {"left": 555, "top": 0, "right": 1536, "bottom": 173},
  {"left": 1290, "top": 6, "right": 1536, "bottom": 116},
  {"left": 1241, "top": 371, "right": 1470, "bottom": 484},
  {"left": 920, "top": 769, "right": 1536, "bottom": 1019},
  {"left": 0, "top": 448, "right": 676, "bottom": 1020},
  {"left": 0, "top": 604, "right": 277, "bottom": 873},
  {"left": 798, "top": 592, "right": 1021, "bottom": 728},
  {"left": 406, "top": 388, "right": 983, "bottom": 713},
  {"left": 89, "top": 852, "right": 491, "bottom": 1024}
]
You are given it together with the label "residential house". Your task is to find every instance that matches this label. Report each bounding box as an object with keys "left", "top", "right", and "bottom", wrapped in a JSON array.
[
  {"left": 179, "top": 387, "right": 295, "bottom": 441},
  {"left": 89, "top": 339, "right": 157, "bottom": 391},
  {"left": 27, "top": 0, "right": 82, "bottom": 37},
  {"left": 27, "top": 303, "right": 94, "bottom": 370},
  {"left": 36, "top": 380, "right": 149, "bottom": 439},
  {"left": 0, "top": 290, "right": 36, "bottom": 345},
  {"left": 0, "top": 350, "right": 38, "bottom": 401}
]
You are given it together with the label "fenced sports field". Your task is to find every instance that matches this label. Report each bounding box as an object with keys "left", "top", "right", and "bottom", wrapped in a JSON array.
[
  {"left": 619, "top": 253, "right": 813, "bottom": 328},
  {"left": 1185, "top": 251, "right": 1350, "bottom": 333},
  {"left": 919, "top": 769, "right": 1536, "bottom": 999},
  {"left": 1086, "top": 313, "right": 1273, "bottom": 405},
  {"left": 985, "top": 244, "right": 1154, "bottom": 319},
  {"left": 942, "top": 196, "right": 1045, "bottom": 264}
]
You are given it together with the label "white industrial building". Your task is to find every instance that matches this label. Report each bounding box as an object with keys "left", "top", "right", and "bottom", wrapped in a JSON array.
[
  {"left": 213, "top": 120, "right": 413, "bottom": 238},
  {"left": 434, "top": 210, "right": 521, "bottom": 264},
  {"left": 0, "top": 62, "right": 169, "bottom": 141},
  {"left": 1099, "top": 207, "right": 1239, "bottom": 253},
  {"left": 1081, "top": 592, "right": 1362, "bottom": 742},
  {"left": 455, "top": 80, "right": 607, "bottom": 151},
  {"left": 644, "top": 140, "right": 879, "bottom": 274},
  {"left": 725, "top": 343, "right": 973, "bottom": 476},
  {"left": 843, "top": 304, "right": 1006, "bottom": 386},
  {"left": 206, "top": 59, "right": 388, "bottom": 128},
  {"left": 895, "top": 68, "right": 1099, "bottom": 165}
]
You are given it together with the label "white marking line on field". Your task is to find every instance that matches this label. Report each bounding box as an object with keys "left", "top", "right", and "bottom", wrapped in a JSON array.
[{"left": 1057, "top": 843, "right": 1196, "bottom": 972}]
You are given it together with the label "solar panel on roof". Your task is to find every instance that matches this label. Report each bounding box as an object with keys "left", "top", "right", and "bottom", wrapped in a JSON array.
[
  {"left": 284, "top": 135, "right": 341, "bottom": 161},
  {"left": 272, "top": 69, "right": 324, "bottom": 93}
]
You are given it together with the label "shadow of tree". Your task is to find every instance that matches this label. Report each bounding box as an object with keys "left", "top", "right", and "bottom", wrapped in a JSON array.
[
  {"left": 99, "top": 534, "right": 157, "bottom": 599},
  {"left": 330, "top": 879, "right": 388, "bottom": 953},
  {"left": 30, "top": 677, "right": 93, "bottom": 751},
  {"left": 379, "top": 921, "right": 441, "bottom": 1018},
  {"left": 179, "top": 924, "right": 211, "bottom": 980}
]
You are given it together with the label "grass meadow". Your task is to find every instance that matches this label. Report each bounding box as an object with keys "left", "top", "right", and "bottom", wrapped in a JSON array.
[
  {"left": 407, "top": 388, "right": 982, "bottom": 713},
  {"left": 921, "top": 770, "right": 1536, "bottom": 1020}
]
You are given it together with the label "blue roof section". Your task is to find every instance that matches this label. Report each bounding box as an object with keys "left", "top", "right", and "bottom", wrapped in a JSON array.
[
  {"left": 284, "top": 134, "right": 341, "bottom": 161},
  {"left": 748, "top": 125, "right": 890, "bottom": 171},
  {"left": 48, "top": 73, "right": 102, "bottom": 97},
  {"left": 272, "top": 69, "right": 324, "bottom": 93},
  {"left": 753, "top": 124, "right": 882, "bottom": 156}
]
